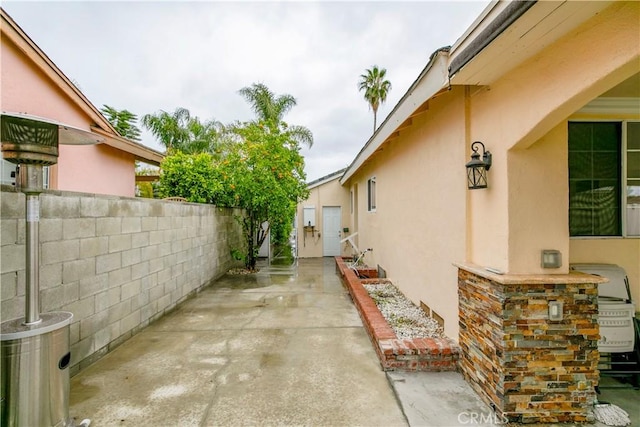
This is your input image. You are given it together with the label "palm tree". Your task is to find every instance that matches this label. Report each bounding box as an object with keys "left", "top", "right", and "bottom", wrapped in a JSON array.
[
  {"left": 141, "top": 107, "right": 191, "bottom": 151},
  {"left": 358, "top": 65, "right": 392, "bottom": 133},
  {"left": 142, "top": 107, "right": 224, "bottom": 154},
  {"left": 100, "top": 105, "right": 142, "bottom": 142},
  {"left": 238, "top": 83, "right": 313, "bottom": 147},
  {"left": 184, "top": 117, "right": 224, "bottom": 155}
]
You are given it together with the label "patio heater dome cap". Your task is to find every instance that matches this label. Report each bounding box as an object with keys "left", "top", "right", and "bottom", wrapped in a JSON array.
[
  {"left": 1, "top": 114, "right": 59, "bottom": 165},
  {"left": 1, "top": 111, "right": 104, "bottom": 165}
]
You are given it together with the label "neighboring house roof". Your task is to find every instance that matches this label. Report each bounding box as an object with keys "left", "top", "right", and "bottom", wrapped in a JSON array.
[
  {"left": 340, "top": 0, "right": 617, "bottom": 185},
  {"left": 307, "top": 168, "right": 347, "bottom": 190},
  {"left": 0, "top": 8, "right": 164, "bottom": 165}
]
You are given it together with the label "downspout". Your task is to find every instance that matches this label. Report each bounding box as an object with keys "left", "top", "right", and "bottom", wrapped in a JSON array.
[
  {"left": 464, "top": 86, "right": 473, "bottom": 262},
  {"left": 448, "top": 0, "right": 537, "bottom": 78}
]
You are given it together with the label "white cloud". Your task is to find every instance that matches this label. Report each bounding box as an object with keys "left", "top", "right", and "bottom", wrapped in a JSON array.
[{"left": 3, "top": 0, "right": 490, "bottom": 181}]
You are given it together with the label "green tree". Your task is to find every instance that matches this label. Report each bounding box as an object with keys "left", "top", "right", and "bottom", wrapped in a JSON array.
[
  {"left": 238, "top": 83, "right": 313, "bottom": 147},
  {"left": 135, "top": 163, "right": 160, "bottom": 199},
  {"left": 137, "top": 182, "right": 154, "bottom": 198},
  {"left": 358, "top": 65, "right": 392, "bottom": 133},
  {"left": 101, "top": 105, "right": 142, "bottom": 141},
  {"left": 153, "top": 84, "right": 310, "bottom": 270},
  {"left": 216, "top": 120, "right": 308, "bottom": 270},
  {"left": 158, "top": 152, "right": 223, "bottom": 203},
  {"left": 141, "top": 107, "right": 223, "bottom": 154}
]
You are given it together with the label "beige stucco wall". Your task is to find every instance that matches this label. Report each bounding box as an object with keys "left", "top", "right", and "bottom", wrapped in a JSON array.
[
  {"left": 506, "top": 123, "right": 570, "bottom": 275},
  {"left": 468, "top": 1, "right": 639, "bottom": 275},
  {"left": 346, "top": 88, "right": 467, "bottom": 337},
  {"left": 296, "top": 177, "right": 351, "bottom": 258},
  {"left": 507, "top": 119, "right": 640, "bottom": 304},
  {"left": 1, "top": 32, "right": 137, "bottom": 197},
  {"left": 345, "top": 2, "right": 639, "bottom": 339}
]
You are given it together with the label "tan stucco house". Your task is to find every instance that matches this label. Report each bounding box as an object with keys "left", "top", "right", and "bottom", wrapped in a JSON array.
[
  {"left": 1, "top": 9, "right": 163, "bottom": 197},
  {"left": 341, "top": 0, "right": 639, "bottom": 338},
  {"left": 296, "top": 169, "right": 350, "bottom": 258},
  {"left": 298, "top": 0, "right": 639, "bottom": 422}
]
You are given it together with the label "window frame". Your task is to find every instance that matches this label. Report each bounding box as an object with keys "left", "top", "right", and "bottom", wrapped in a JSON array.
[
  {"left": 624, "top": 121, "right": 640, "bottom": 237},
  {"left": 568, "top": 119, "right": 639, "bottom": 239},
  {"left": 367, "top": 176, "right": 376, "bottom": 212},
  {"left": 350, "top": 189, "right": 354, "bottom": 214}
]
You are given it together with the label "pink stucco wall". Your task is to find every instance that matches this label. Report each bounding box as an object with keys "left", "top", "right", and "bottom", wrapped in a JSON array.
[
  {"left": 1, "top": 32, "right": 137, "bottom": 197},
  {"left": 56, "top": 144, "right": 136, "bottom": 197},
  {"left": 1, "top": 35, "right": 89, "bottom": 129}
]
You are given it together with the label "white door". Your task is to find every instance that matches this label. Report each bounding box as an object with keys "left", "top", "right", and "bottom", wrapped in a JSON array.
[{"left": 323, "top": 206, "right": 341, "bottom": 256}]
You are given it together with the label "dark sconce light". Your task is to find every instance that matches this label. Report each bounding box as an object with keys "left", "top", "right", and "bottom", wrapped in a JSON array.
[{"left": 466, "top": 141, "right": 492, "bottom": 190}]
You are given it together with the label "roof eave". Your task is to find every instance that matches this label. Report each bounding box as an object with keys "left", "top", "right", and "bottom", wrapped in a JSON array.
[
  {"left": 307, "top": 168, "right": 347, "bottom": 190},
  {"left": 447, "top": 0, "right": 615, "bottom": 86},
  {"left": 1, "top": 9, "right": 119, "bottom": 137},
  {"left": 91, "top": 128, "right": 164, "bottom": 165},
  {"left": 448, "top": 0, "right": 536, "bottom": 78}
]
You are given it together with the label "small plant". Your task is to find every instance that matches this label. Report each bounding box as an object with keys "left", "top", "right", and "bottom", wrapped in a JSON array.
[{"left": 230, "top": 248, "right": 245, "bottom": 263}]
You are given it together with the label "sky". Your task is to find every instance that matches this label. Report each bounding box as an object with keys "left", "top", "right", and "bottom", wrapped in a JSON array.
[{"left": 3, "top": 0, "right": 491, "bottom": 182}]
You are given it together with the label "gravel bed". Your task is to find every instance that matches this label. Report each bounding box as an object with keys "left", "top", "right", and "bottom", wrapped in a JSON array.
[
  {"left": 363, "top": 282, "right": 444, "bottom": 340},
  {"left": 227, "top": 267, "right": 259, "bottom": 275}
]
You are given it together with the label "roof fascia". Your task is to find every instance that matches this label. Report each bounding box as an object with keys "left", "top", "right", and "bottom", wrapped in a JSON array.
[
  {"left": 307, "top": 169, "right": 347, "bottom": 190},
  {"left": 1, "top": 9, "right": 119, "bottom": 136},
  {"left": 448, "top": 1, "right": 617, "bottom": 86},
  {"left": 340, "top": 50, "right": 450, "bottom": 185},
  {"left": 448, "top": 0, "right": 536, "bottom": 78},
  {"left": 91, "top": 128, "right": 164, "bottom": 165},
  {"left": 449, "top": 1, "right": 501, "bottom": 56}
]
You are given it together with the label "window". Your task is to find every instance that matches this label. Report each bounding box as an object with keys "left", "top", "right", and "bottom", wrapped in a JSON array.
[
  {"left": 0, "top": 159, "right": 17, "bottom": 186},
  {"left": 0, "top": 163, "right": 50, "bottom": 189},
  {"left": 350, "top": 190, "right": 354, "bottom": 214},
  {"left": 367, "top": 177, "right": 376, "bottom": 212},
  {"left": 569, "top": 121, "right": 640, "bottom": 237}
]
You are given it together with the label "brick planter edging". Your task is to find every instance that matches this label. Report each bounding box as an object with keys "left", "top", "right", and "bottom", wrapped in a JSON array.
[{"left": 335, "top": 257, "right": 459, "bottom": 371}]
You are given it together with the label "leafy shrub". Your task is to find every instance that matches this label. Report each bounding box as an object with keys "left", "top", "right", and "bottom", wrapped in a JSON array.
[{"left": 159, "top": 152, "right": 223, "bottom": 203}]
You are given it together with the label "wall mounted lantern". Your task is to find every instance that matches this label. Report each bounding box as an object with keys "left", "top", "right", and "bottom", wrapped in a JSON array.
[{"left": 465, "top": 141, "right": 492, "bottom": 190}]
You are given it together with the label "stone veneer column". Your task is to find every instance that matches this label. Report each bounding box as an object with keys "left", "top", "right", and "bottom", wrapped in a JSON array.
[{"left": 456, "top": 263, "right": 605, "bottom": 424}]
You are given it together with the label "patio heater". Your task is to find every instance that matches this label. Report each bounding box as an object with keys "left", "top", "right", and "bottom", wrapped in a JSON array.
[{"left": 0, "top": 113, "right": 102, "bottom": 427}]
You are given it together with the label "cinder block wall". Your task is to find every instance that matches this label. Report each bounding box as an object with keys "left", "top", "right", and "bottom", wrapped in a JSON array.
[{"left": 1, "top": 189, "right": 243, "bottom": 374}]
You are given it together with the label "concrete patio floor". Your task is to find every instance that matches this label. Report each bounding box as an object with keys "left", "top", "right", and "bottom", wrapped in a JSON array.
[
  {"left": 68, "top": 258, "right": 639, "bottom": 426},
  {"left": 69, "top": 258, "right": 408, "bottom": 426}
]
